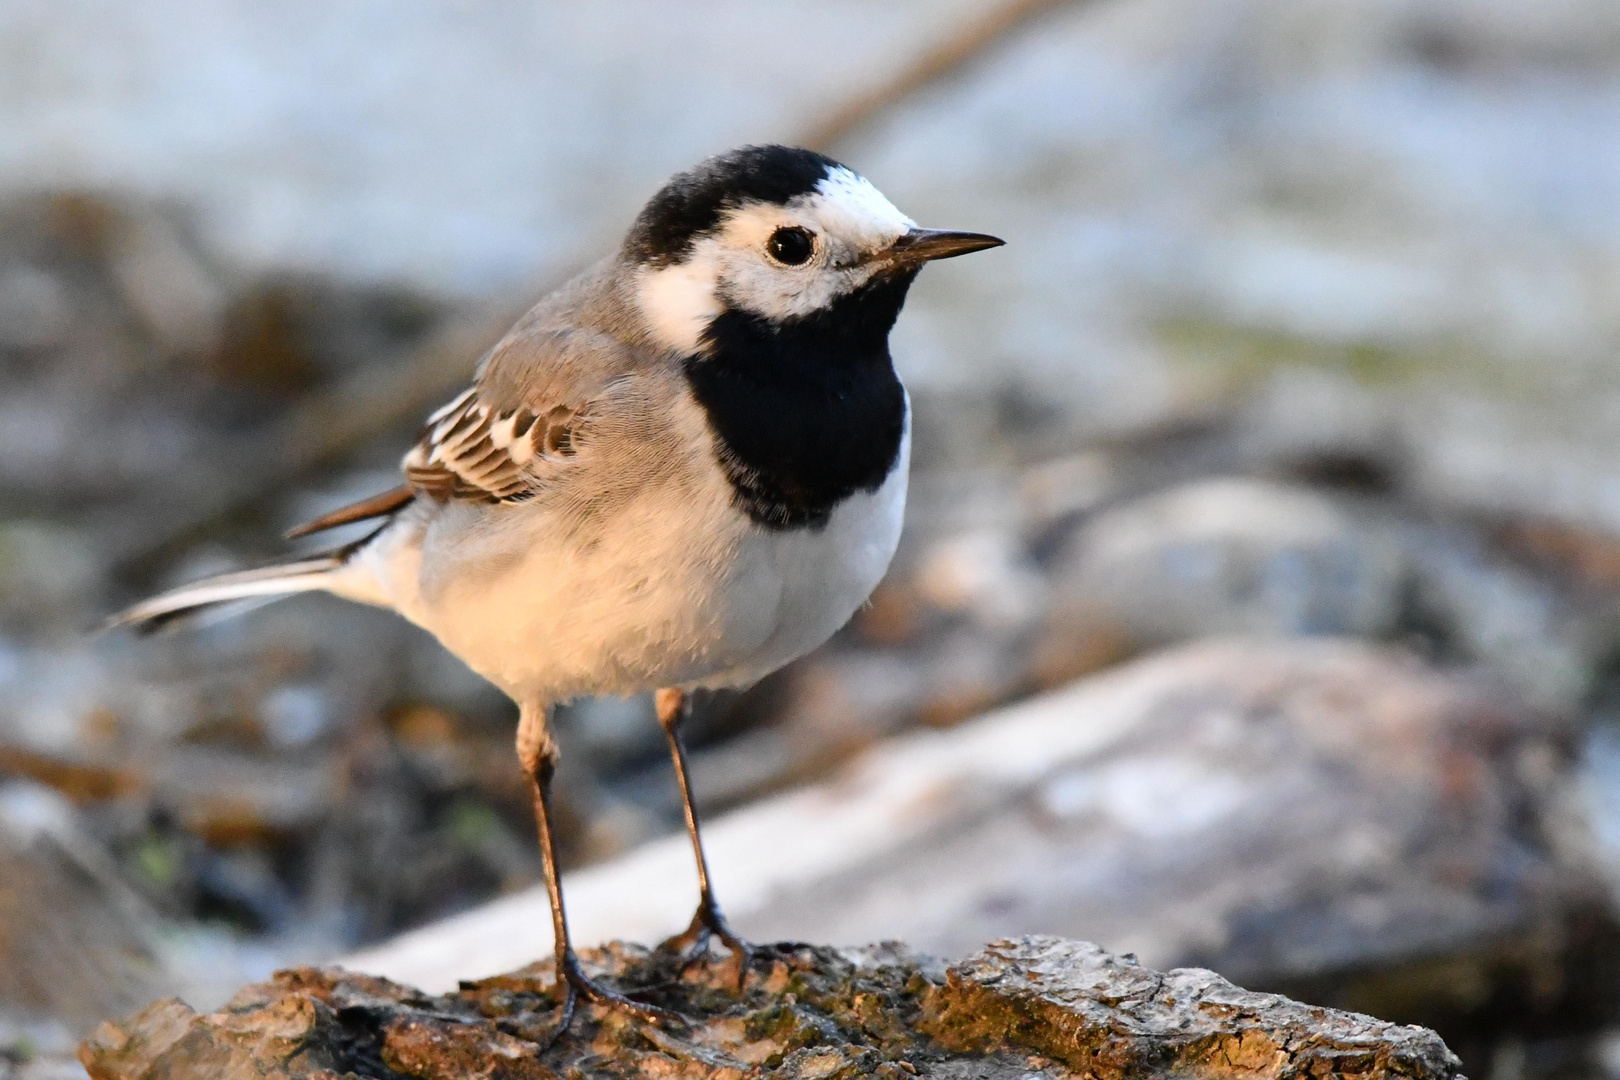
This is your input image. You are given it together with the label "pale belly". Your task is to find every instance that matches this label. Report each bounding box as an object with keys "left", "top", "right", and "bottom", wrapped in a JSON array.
[
  {"left": 694, "top": 454, "right": 909, "bottom": 690},
  {"left": 348, "top": 430, "right": 909, "bottom": 705}
]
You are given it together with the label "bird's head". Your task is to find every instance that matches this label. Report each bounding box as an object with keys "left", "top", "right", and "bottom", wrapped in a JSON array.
[{"left": 623, "top": 145, "right": 1002, "bottom": 356}]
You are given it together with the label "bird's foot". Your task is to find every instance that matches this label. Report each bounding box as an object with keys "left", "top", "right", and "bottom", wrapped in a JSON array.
[
  {"left": 533, "top": 981, "right": 577, "bottom": 1052},
  {"left": 659, "top": 900, "right": 767, "bottom": 989},
  {"left": 539, "top": 949, "right": 682, "bottom": 1046}
]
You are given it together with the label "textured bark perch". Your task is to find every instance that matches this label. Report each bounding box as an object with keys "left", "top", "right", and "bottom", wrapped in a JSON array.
[{"left": 80, "top": 935, "right": 1462, "bottom": 1080}]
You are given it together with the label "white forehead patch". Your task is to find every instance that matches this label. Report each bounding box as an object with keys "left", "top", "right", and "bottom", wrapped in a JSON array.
[{"left": 794, "top": 167, "right": 914, "bottom": 249}]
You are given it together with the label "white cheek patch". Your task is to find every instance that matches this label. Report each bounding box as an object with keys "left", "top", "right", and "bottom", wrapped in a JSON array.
[
  {"left": 639, "top": 168, "right": 917, "bottom": 336},
  {"left": 636, "top": 254, "right": 723, "bottom": 355}
]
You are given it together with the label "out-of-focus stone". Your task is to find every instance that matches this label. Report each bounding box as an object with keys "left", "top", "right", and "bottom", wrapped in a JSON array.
[
  {"left": 0, "top": 1010, "right": 86, "bottom": 1080},
  {"left": 1047, "top": 478, "right": 1407, "bottom": 648},
  {"left": 1016, "top": 452, "right": 1116, "bottom": 528},
  {"left": 1498, "top": 518, "right": 1620, "bottom": 596},
  {"left": 1238, "top": 368, "right": 1404, "bottom": 485},
  {"left": 914, "top": 530, "right": 1048, "bottom": 631},
  {"left": 0, "top": 782, "right": 169, "bottom": 1032},
  {"left": 556, "top": 695, "right": 663, "bottom": 772},
  {"left": 79, "top": 936, "right": 1462, "bottom": 1080},
  {"left": 210, "top": 280, "right": 321, "bottom": 395},
  {"left": 0, "top": 265, "right": 72, "bottom": 351},
  {"left": 1402, "top": 521, "right": 1610, "bottom": 714},
  {"left": 146, "top": 748, "right": 338, "bottom": 847},
  {"left": 105, "top": 208, "right": 228, "bottom": 361},
  {"left": 0, "top": 524, "right": 104, "bottom": 638},
  {"left": 705, "top": 653, "right": 929, "bottom": 793},
  {"left": 0, "top": 747, "right": 145, "bottom": 806}
]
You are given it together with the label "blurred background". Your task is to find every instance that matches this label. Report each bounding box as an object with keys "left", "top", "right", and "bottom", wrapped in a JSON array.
[{"left": 4, "top": 0, "right": 1620, "bottom": 1077}]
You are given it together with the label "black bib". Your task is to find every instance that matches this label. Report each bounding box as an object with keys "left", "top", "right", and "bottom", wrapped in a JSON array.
[{"left": 683, "top": 272, "right": 913, "bottom": 531}]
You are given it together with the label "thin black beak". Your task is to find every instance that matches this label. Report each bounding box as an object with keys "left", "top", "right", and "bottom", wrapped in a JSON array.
[{"left": 886, "top": 228, "right": 1005, "bottom": 265}]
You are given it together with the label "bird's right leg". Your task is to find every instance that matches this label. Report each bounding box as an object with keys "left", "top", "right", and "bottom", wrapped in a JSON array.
[
  {"left": 517, "top": 703, "right": 677, "bottom": 1031},
  {"left": 654, "top": 688, "right": 758, "bottom": 975}
]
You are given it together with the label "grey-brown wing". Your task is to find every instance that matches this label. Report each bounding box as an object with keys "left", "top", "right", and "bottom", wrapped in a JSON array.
[
  {"left": 401, "top": 386, "right": 586, "bottom": 502},
  {"left": 401, "top": 310, "right": 651, "bottom": 505}
]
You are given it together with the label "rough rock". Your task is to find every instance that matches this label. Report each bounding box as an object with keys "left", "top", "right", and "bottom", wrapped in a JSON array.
[{"left": 79, "top": 935, "right": 1461, "bottom": 1080}]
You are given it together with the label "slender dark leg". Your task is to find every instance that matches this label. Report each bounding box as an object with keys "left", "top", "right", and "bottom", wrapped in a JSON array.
[
  {"left": 516, "top": 703, "right": 677, "bottom": 1032},
  {"left": 654, "top": 688, "right": 753, "bottom": 966}
]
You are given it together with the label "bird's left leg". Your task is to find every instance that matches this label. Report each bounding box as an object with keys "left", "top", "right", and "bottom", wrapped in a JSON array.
[
  {"left": 517, "top": 702, "right": 678, "bottom": 1034},
  {"left": 654, "top": 688, "right": 753, "bottom": 965}
]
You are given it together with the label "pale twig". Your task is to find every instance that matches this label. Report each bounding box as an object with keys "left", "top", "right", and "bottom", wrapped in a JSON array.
[{"left": 800, "top": 0, "right": 1086, "bottom": 153}]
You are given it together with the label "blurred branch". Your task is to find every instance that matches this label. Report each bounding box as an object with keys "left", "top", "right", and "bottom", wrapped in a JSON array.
[
  {"left": 104, "top": 294, "right": 533, "bottom": 572},
  {"left": 801, "top": 0, "right": 1087, "bottom": 153},
  {"left": 110, "top": 0, "right": 1087, "bottom": 575}
]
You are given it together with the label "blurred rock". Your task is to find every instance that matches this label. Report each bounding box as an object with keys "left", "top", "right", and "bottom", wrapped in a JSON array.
[
  {"left": 0, "top": 525, "right": 103, "bottom": 638},
  {"left": 1401, "top": 521, "right": 1612, "bottom": 714},
  {"left": 1046, "top": 478, "right": 1407, "bottom": 649},
  {"left": 914, "top": 529, "right": 1048, "bottom": 631},
  {"left": 1237, "top": 368, "right": 1403, "bottom": 487},
  {"left": 255, "top": 685, "right": 330, "bottom": 751},
  {"left": 678, "top": 626, "right": 1047, "bottom": 814},
  {"left": 0, "top": 265, "right": 71, "bottom": 351},
  {"left": 0, "top": 782, "right": 169, "bottom": 1032},
  {"left": 1402, "top": 393, "right": 1620, "bottom": 540},
  {"left": 0, "top": 1010, "right": 85, "bottom": 1080},
  {"left": 209, "top": 281, "right": 320, "bottom": 396},
  {"left": 80, "top": 935, "right": 1462, "bottom": 1080},
  {"left": 1016, "top": 451, "right": 1117, "bottom": 528},
  {"left": 555, "top": 695, "right": 662, "bottom": 773},
  {"left": 104, "top": 207, "right": 227, "bottom": 361},
  {"left": 692, "top": 653, "right": 929, "bottom": 807},
  {"left": 146, "top": 748, "right": 337, "bottom": 847},
  {"left": 0, "top": 190, "right": 452, "bottom": 520},
  {"left": 0, "top": 748, "right": 143, "bottom": 807}
]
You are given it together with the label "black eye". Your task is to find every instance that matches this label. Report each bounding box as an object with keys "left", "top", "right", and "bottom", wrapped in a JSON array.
[{"left": 767, "top": 226, "right": 815, "bottom": 266}]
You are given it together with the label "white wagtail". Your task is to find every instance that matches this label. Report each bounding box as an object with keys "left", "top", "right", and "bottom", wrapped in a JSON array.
[{"left": 112, "top": 144, "right": 1002, "bottom": 1023}]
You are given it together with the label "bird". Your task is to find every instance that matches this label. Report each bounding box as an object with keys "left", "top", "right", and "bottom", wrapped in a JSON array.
[{"left": 110, "top": 144, "right": 1003, "bottom": 1027}]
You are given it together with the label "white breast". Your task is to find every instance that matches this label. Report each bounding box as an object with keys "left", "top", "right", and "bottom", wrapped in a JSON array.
[{"left": 698, "top": 418, "right": 910, "bottom": 689}]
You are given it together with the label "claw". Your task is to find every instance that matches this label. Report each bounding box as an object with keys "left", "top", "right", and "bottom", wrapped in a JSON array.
[
  {"left": 564, "top": 950, "right": 685, "bottom": 1023},
  {"left": 661, "top": 902, "right": 756, "bottom": 990},
  {"left": 531, "top": 981, "right": 578, "bottom": 1053}
]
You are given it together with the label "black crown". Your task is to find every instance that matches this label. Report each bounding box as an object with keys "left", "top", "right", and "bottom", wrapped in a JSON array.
[{"left": 624, "top": 145, "right": 844, "bottom": 268}]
